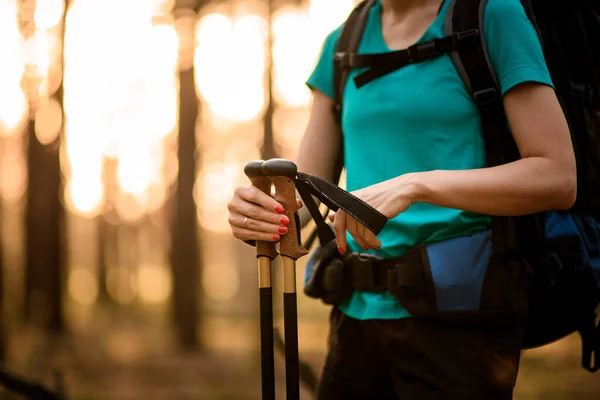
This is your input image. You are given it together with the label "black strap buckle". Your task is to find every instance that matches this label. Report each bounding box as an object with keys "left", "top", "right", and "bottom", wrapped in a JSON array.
[
  {"left": 408, "top": 40, "right": 439, "bottom": 63},
  {"left": 334, "top": 52, "right": 355, "bottom": 69},
  {"left": 474, "top": 87, "right": 501, "bottom": 113},
  {"left": 453, "top": 29, "right": 480, "bottom": 48},
  {"left": 349, "top": 253, "right": 386, "bottom": 291}
]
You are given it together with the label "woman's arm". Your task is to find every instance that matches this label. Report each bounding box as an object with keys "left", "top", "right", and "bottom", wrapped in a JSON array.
[
  {"left": 333, "top": 82, "right": 577, "bottom": 252},
  {"left": 407, "top": 82, "right": 576, "bottom": 215},
  {"left": 294, "top": 89, "right": 343, "bottom": 227}
]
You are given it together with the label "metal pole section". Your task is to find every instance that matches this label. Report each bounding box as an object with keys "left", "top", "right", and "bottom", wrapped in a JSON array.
[
  {"left": 262, "top": 159, "right": 308, "bottom": 400},
  {"left": 244, "top": 160, "right": 277, "bottom": 400}
]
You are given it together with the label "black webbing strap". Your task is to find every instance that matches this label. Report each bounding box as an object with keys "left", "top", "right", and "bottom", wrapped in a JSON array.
[
  {"left": 295, "top": 172, "right": 387, "bottom": 241},
  {"left": 338, "top": 30, "right": 479, "bottom": 70},
  {"left": 447, "top": 0, "right": 515, "bottom": 253},
  {"left": 351, "top": 30, "right": 480, "bottom": 88},
  {"left": 343, "top": 249, "right": 426, "bottom": 292},
  {"left": 245, "top": 171, "right": 387, "bottom": 250},
  {"left": 295, "top": 179, "right": 336, "bottom": 247}
]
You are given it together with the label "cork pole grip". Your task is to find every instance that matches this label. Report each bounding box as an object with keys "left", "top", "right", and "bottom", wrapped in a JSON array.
[
  {"left": 244, "top": 161, "right": 278, "bottom": 261},
  {"left": 261, "top": 159, "right": 308, "bottom": 261},
  {"left": 249, "top": 174, "right": 279, "bottom": 260},
  {"left": 268, "top": 176, "right": 307, "bottom": 260}
]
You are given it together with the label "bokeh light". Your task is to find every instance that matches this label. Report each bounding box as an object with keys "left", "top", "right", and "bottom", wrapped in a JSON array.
[
  {"left": 34, "top": 98, "right": 63, "bottom": 145},
  {"left": 203, "top": 263, "right": 239, "bottom": 302},
  {"left": 0, "top": 1, "right": 28, "bottom": 136},
  {"left": 195, "top": 162, "right": 243, "bottom": 233},
  {"left": 34, "top": 0, "right": 65, "bottom": 30},
  {"left": 107, "top": 267, "right": 136, "bottom": 305},
  {"left": 194, "top": 12, "right": 267, "bottom": 122},
  {"left": 68, "top": 269, "right": 99, "bottom": 306},
  {"left": 63, "top": 0, "right": 178, "bottom": 220},
  {"left": 0, "top": 143, "right": 28, "bottom": 203},
  {"left": 137, "top": 264, "right": 172, "bottom": 304}
]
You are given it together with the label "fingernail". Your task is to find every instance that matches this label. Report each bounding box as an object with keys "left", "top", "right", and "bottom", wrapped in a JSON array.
[
  {"left": 363, "top": 246, "right": 369, "bottom": 251},
  {"left": 278, "top": 226, "right": 288, "bottom": 234},
  {"left": 273, "top": 234, "right": 280, "bottom": 241},
  {"left": 338, "top": 246, "right": 345, "bottom": 255},
  {"left": 280, "top": 217, "right": 290, "bottom": 225},
  {"left": 275, "top": 205, "right": 285, "bottom": 214}
]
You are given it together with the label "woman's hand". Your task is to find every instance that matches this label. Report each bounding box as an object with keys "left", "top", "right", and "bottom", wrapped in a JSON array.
[
  {"left": 329, "top": 174, "right": 419, "bottom": 254},
  {"left": 228, "top": 184, "right": 303, "bottom": 243}
]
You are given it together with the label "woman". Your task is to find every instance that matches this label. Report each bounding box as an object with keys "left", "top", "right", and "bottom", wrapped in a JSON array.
[{"left": 228, "top": 0, "right": 576, "bottom": 398}]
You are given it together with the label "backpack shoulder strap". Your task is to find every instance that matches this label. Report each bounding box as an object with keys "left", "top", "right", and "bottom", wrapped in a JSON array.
[
  {"left": 444, "top": 0, "right": 506, "bottom": 160},
  {"left": 333, "top": 0, "right": 376, "bottom": 125},
  {"left": 444, "top": 0, "right": 517, "bottom": 253}
]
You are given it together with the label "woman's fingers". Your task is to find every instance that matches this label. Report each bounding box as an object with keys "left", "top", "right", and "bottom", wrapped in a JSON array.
[
  {"left": 229, "top": 211, "right": 288, "bottom": 242},
  {"left": 230, "top": 213, "right": 286, "bottom": 233},
  {"left": 333, "top": 210, "right": 348, "bottom": 254},
  {"left": 235, "top": 184, "right": 285, "bottom": 214},
  {"left": 363, "top": 230, "right": 382, "bottom": 249},
  {"left": 347, "top": 217, "right": 368, "bottom": 251},
  {"left": 329, "top": 211, "right": 380, "bottom": 251},
  {"left": 229, "top": 196, "right": 289, "bottom": 228},
  {"left": 228, "top": 184, "right": 293, "bottom": 243},
  {"left": 232, "top": 226, "right": 283, "bottom": 242}
]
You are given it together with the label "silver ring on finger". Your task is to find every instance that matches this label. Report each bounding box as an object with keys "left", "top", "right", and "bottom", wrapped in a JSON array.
[{"left": 244, "top": 216, "right": 250, "bottom": 229}]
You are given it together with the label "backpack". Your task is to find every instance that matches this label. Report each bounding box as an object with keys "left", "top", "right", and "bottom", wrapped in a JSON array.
[{"left": 329, "top": 0, "right": 600, "bottom": 372}]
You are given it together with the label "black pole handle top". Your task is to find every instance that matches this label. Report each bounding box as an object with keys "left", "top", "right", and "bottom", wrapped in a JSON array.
[
  {"left": 261, "top": 158, "right": 298, "bottom": 179},
  {"left": 244, "top": 160, "right": 267, "bottom": 178}
]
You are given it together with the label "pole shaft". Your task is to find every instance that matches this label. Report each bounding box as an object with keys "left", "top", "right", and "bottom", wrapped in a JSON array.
[
  {"left": 283, "top": 256, "right": 299, "bottom": 400},
  {"left": 259, "top": 277, "right": 275, "bottom": 400}
]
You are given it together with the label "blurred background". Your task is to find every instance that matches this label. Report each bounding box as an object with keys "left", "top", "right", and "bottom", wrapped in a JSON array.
[{"left": 0, "top": 0, "right": 597, "bottom": 398}]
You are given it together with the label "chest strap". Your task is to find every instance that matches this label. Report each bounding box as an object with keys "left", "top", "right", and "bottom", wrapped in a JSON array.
[{"left": 338, "top": 29, "right": 480, "bottom": 89}]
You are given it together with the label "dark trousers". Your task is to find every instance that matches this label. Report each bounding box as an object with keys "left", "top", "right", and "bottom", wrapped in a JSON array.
[{"left": 316, "top": 308, "right": 525, "bottom": 400}]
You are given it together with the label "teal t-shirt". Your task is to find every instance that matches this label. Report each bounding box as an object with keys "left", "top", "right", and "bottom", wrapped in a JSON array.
[{"left": 305, "top": 0, "right": 553, "bottom": 320}]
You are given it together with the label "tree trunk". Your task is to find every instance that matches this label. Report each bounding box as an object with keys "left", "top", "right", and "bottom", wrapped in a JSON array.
[
  {"left": 262, "top": 0, "right": 278, "bottom": 161},
  {"left": 169, "top": 0, "right": 210, "bottom": 350},
  {"left": 24, "top": 123, "right": 64, "bottom": 332},
  {"left": 24, "top": 0, "right": 68, "bottom": 333}
]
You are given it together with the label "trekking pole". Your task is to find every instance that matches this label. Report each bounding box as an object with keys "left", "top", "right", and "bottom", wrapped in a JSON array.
[
  {"left": 244, "top": 160, "right": 278, "bottom": 400},
  {"left": 262, "top": 159, "right": 308, "bottom": 400},
  {"left": 0, "top": 366, "right": 67, "bottom": 400}
]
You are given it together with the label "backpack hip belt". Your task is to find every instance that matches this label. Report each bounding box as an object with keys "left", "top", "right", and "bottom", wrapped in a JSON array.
[{"left": 325, "top": 248, "right": 428, "bottom": 294}]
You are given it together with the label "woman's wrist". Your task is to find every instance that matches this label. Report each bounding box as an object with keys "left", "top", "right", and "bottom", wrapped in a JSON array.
[{"left": 394, "top": 172, "right": 428, "bottom": 206}]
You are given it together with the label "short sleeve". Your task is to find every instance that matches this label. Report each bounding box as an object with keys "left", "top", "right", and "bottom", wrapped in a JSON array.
[
  {"left": 484, "top": 0, "right": 554, "bottom": 96},
  {"left": 305, "top": 27, "right": 343, "bottom": 100}
]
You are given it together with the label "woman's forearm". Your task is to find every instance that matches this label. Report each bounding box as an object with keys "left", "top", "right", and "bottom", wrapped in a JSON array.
[{"left": 405, "top": 157, "right": 577, "bottom": 217}]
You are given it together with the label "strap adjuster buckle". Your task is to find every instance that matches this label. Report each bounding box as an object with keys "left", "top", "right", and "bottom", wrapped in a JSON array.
[
  {"left": 474, "top": 87, "right": 501, "bottom": 113},
  {"left": 334, "top": 52, "right": 354, "bottom": 69},
  {"left": 453, "top": 29, "right": 480, "bottom": 48},
  {"left": 350, "top": 253, "right": 386, "bottom": 291},
  {"left": 408, "top": 40, "right": 439, "bottom": 63}
]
